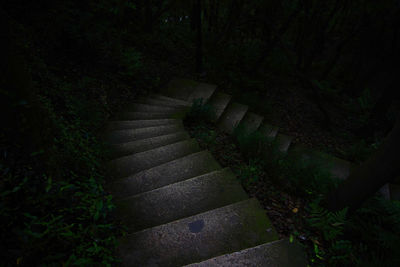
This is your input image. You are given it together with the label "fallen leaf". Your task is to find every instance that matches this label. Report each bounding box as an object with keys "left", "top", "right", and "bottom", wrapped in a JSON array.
[{"left": 311, "top": 239, "right": 321, "bottom": 245}]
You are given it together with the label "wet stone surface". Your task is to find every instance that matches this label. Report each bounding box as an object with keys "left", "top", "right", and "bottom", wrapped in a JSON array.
[{"left": 189, "top": 219, "right": 205, "bottom": 233}]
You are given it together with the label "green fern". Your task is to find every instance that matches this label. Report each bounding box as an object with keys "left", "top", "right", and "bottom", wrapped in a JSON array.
[
  {"left": 328, "top": 240, "right": 353, "bottom": 264},
  {"left": 347, "top": 197, "right": 400, "bottom": 265},
  {"left": 357, "top": 87, "right": 373, "bottom": 111},
  {"left": 307, "top": 198, "right": 348, "bottom": 241},
  {"left": 235, "top": 158, "right": 264, "bottom": 188},
  {"left": 184, "top": 98, "right": 216, "bottom": 125},
  {"left": 233, "top": 125, "right": 270, "bottom": 159}
]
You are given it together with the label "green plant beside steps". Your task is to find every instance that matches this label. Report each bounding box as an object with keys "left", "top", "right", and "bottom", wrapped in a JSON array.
[{"left": 184, "top": 98, "right": 216, "bottom": 126}]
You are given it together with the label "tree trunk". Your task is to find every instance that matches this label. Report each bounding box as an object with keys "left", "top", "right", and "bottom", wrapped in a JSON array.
[
  {"left": 355, "top": 81, "right": 399, "bottom": 141},
  {"left": 190, "top": 1, "right": 196, "bottom": 31},
  {"left": 326, "top": 114, "right": 400, "bottom": 212},
  {"left": 214, "top": 0, "right": 219, "bottom": 33},
  {"left": 195, "top": 0, "right": 204, "bottom": 73},
  {"left": 207, "top": 0, "right": 215, "bottom": 32},
  {"left": 217, "top": 0, "right": 244, "bottom": 44},
  {"left": 303, "top": 0, "right": 342, "bottom": 73},
  {"left": 251, "top": 0, "right": 301, "bottom": 73},
  {"left": 145, "top": 0, "right": 153, "bottom": 33},
  {"left": 321, "top": 20, "right": 360, "bottom": 80}
]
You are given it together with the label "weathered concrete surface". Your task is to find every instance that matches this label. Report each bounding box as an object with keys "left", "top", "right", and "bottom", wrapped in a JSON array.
[
  {"left": 117, "top": 110, "right": 187, "bottom": 120},
  {"left": 379, "top": 183, "right": 391, "bottom": 200},
  {"left": 109, "top": 131, "right": 190, "bottom": 159},
  {"left": 118, "top": 198, "right": 279, "bottom": 267},
  {"left": 289, "top": 143, "right": 353, "bottom": 180},
  {"left": 116, "top": 168, "right": 248, "bottom": 231},
  {"left": 106, "top": 119, "right": 180, "bottom": 131},
  {"left": 164, "top": 78, "right": 199, "bottom": 100},
  {"left": 275, "top": 133, "right": 293, "bottom": 153},
  {"left": 258, "top": 123, "right": 279, "bottom": 140},
  {"left": 207, "top": 92, "right": 232, "bottom": 121},
  {"left": 186, "top": 239, "right": 307, "bottom": 267},
  {"left": 164, "top": 78, "right": 217, "bottom": 102},
  {"left": 123, "top": 102, "right": 187, "bottom": 113},
  {"left": 239, "top": 112, "right": 264, "bottom": 135},
  {"left": 109, "top": 139, "right": 200, "bottom": 178},
  {"left": 150, "top": 94, "right": 192, "bottom": 107},
  {"left": 105, "top": 123, "right": 184, "bottom": 144},
  {"left": 218, "top": 102, "right": 248, "bottom": 134},
  {"left": 375, "top": 183, "right": 400, "bottom": 201},
  {"left": 136, "top": 96, "right": 191, "bottom": 108},
  {"left": 108, "top": 151, "right": 221, "bottom": 198},
  {"left": 188, "top": 83, "right": 217, "bottom": 103}
]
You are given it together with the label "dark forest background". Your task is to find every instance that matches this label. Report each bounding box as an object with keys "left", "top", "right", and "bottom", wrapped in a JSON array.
[{"left": 1, "top": 0, "right": 400, "bottom": 266}]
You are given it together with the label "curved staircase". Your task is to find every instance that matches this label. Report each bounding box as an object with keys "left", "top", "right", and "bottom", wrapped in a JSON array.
[{"left": 106, "top": 77, "right": 399, "bottom": 266}]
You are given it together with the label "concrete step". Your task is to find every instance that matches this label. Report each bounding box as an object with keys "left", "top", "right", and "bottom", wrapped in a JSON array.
[
  {"left": 188, "top": 83, "right": 217, "bottom": 103},
  {"left": 105, "top": 119, "right": 180, "bottom": 131},
  {"left": 275, "top": 133, "right": 293, "bottom": 153},
  {"left": 116, "top": 168, "right": 249, "bottom": 232},
  {"left": 150, "top": 94, "right": 192, "bottom": 107},
  {"left": 123, "top": 103, "right": 187, "bottom": 113},
  {"left": 379, "top": 184, "right": 391, "bottom": 200},
  {"left": 218, "top": 102, "right": 249, "bottom": 134},
  {"left": 186, "top": 239, "right": 307, "bottom": 267},
  {"left": 108, "top": 132, "right": 190, "bottom": 159},
  {"left": 164, "top": 78, "right": 217, "bottom": 102},
  {"left": 239, "top": 112, "right": 264, "bottom": 135},
  {"left": 258, "top": 123, "right": 279, "bottom": 140},
  {"left": 164, "top": 78, "right": 199, "bottom": 100},
  {"left": 379, "top": 183, "right": 400, "bottom": 201},
  {"left": 105, "top": 123, "right": 184, "bottom": 144},
  {"left": 389, "top": 183, "right": 400, "bottom": 200},
  {"left": 136, "top": 96, "right": 191, "bottom": 108},
  {"left": 108, "top": 151, "right": 221, "bottom": 198},
  {"left": 289, "top": 144, "right": 353, "bottom": 180},
  {"left": 109, "top": 139, "right": 201, "bottom": 178},
  {"left": 117, "top": 110, "right": 187, "bottom": 120},
  {"left": 118, "top": 198, "right": 279, "bottom": 267},
  {"left": 206, "top": 92, "right": 232, "bottom": 121}
]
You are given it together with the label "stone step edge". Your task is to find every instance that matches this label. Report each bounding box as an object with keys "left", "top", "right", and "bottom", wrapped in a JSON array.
[
  {"left": 110, "top": 149, "right": 220, "bottom": 184},
  {"left": 185, "top": 238, "right": 307, "bottom": 267},
  {"left": 105, "top": 118, "right": 181, "bottom": 130},
  {"left": 137, "top": 96, "right": 191, "bottom": 108},
  {"left": 108, "top": 131, "right": 190, "bottom": 157},
  {"left": 109, "top": 138, "right": 200, "bottom": 178},
  {"left": 125, "top": 197, "right": 276, "bottom": 239},
  {"left": 150, "top": 93, "right": 192, "bottom": 106},
  {"left": 117, "top": 167, "right": 238, "bottom": 202},
  {"left": 110, "top": 138, "right": 199, "bottom": 163},
  {"left": 106, "top": 122, "right": 183, "bottom": 135},
  {"left": 115, "top": 167, "right": 249, "bottom": 232},
  {"left": 124, "top": 102, "right": 189, "bottom": 111},
  {"left": 184, "top": 239, "right": 283, "bottom": 266}
]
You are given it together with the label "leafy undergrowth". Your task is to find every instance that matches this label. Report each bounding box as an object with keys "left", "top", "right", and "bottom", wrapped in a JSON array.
[
  {"left": 0, "top": 88, "right": 122, "bottom": 265},
  {"left": 184, "top": 101, "right": 400, "bottom": 267},
  {"left": 1, "top": 1, "right": 200, "bottom": 264}
]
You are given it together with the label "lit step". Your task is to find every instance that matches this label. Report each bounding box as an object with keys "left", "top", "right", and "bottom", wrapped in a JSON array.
[
  {"left": 116, "top": 168, "right": 248, "bottom": 231},
  {"left": 108, "top": 151, "right": 221, "bottom": 198},
  {"left": 118, "top": 198, "right": 279, "bottom": 267}
]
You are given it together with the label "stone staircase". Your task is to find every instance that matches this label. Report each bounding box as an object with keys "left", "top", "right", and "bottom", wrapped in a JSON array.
[
  {"left": 105, "top": 78, "right": 399, "bottom": 266},
  {"left": 105, "top": 78, "right": 308, "bottom": 266},
  {"left": 162, "top": 78, "right": 400, "bottom": 201}
]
